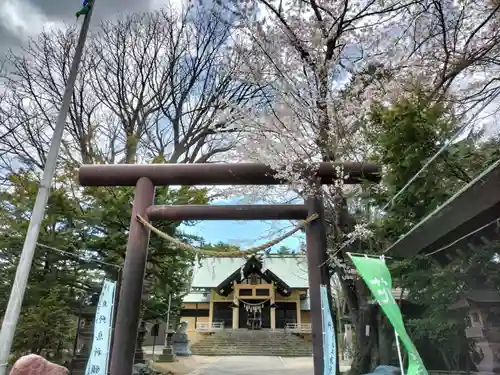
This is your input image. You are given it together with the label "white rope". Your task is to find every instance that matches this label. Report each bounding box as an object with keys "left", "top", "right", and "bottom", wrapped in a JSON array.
[
  {"left": 36, "top": 242, "right": 120, "bottom": 268},
  {"left": 425, "top": 217, "right": 500, "bottom": 257},
  {"left": 237, "top": 297, "right": 271, "bottom": 306},
  {"left": 383, "top": 157, "right": 500, "bottom": 255},
  {"left": 382, "top": 96, "right": 496, "bottom": 212}
]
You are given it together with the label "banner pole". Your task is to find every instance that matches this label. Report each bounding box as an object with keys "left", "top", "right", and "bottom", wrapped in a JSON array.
[
  {"left": 0, "top": 6, "right": 95, "bottom": 373},
  {"left": 394, "top": 331, "right": 405, "bottom": 375}
]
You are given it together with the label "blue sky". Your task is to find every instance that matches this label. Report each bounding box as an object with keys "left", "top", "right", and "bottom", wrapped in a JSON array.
[{"left": 179, "top": 198, "right": 305, "bottom": 251}]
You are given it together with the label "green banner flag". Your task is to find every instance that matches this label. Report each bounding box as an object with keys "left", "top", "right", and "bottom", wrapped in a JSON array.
[{"left": 349, "top": 255, "right": 427, "bottom": 375}]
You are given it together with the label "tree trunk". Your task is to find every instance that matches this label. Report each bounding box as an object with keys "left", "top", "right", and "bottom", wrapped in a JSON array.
[
  {"left": 349, "top": 303, "right": 378, "bottom": 375},
  {"left": 377, "top": 310, "right": 392, "bottom": 365},
  {"left": 125, "top": 133, "right": 139, "bottom": 164},
  {"left": 324, "top": 192, "right": 379, "bottom": 375}
]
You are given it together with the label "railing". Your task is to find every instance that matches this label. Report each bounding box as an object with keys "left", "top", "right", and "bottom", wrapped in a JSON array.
[
  {"left": 195, "top": 322, "right": 225, "bottom": 332},
  {"left": 285, "top": 323, "right": 312, "bottom": 333}
]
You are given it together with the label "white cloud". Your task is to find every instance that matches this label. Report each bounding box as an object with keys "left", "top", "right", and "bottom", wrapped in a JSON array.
[
  {"left": 0, "top": 0, "right": 64, "bottom": 41},
  {"left": 148, "top": 0, "right": 186, "bottom": 12}
]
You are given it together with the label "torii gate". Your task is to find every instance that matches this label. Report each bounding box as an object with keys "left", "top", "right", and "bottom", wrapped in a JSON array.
[{"left": 77, "top": 162, "right": 380, "bottom": 375}]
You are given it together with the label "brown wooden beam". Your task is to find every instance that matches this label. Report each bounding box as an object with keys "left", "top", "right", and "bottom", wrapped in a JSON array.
[
  {"left": 146, "top": 205, "right": 308, "bottom": 221},
  {"left": 385, "top": 159, "right": 500, "bottom": 258},
  {"left": 78, "top": 162, "right": 380, "bottom": 186},
  {"left": 305, "top": 180, "right": 335, "bottom": 375}
]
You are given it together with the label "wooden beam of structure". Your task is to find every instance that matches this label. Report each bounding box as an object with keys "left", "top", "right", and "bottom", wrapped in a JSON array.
[
  {"left": 385, "top": 158, "right": 500, "bottom": 259},
  {"left": 110, "top": 177, "right": 155, "bottom": 375},
  {"left": 146, "top": 205, "right": 308, "bottom": 221},
  {"left": 78, "top": 162, "right": 380, "bottom": 186},
  {"left": 305, "top": 179, "right": 334, "bottom": 375}
]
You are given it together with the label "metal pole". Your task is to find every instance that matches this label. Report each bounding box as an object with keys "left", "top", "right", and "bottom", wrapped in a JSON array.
[
  {"left": 0, "top": 6, "right": 95, "bottom": 374},
  {"left": 165, "top": 294, "right": 172, "bottom": 347},
  {"left": 152, "top": 333, "right": 156, "bottom": 362},
  {"left": 394, "top": 331, "right": 405, "bottom": 375}
]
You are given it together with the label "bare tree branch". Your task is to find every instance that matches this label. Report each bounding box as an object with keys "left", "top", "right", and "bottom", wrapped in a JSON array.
[{"left": 0, "top": 5, "right": 262, "bottom": 175}]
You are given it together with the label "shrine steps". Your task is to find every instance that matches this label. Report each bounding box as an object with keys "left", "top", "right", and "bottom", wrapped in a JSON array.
[{"left": 190, "top": 329, "right": 313, "bottom": 357}]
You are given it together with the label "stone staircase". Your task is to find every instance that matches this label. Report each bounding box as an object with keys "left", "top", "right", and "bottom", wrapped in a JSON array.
[{"left": 190, "top": 329, "right": 313, "bottom": 357}]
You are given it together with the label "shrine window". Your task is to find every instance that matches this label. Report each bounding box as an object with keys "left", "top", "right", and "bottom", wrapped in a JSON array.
[
  {"left": 240, "top": 289, "right": 253, "bottom": 296},
  {"left": 256, "top": 289, "right": 269, "bottom": 296}
]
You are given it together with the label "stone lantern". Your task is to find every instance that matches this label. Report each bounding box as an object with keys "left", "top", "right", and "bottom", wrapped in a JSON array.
[
  {"left": 134, "top": 320, "right": 148, "bottom": 364},
  {"left": 450, "top": 289, "right": 500, "bottom": 374},
  {"left": 71, "top": 294, "right": 98, "bottom": 375}
]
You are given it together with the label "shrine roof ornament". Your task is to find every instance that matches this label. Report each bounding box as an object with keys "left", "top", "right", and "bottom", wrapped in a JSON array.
[{"left": 216, "top": 255, "right": 293, "bottom": 297}]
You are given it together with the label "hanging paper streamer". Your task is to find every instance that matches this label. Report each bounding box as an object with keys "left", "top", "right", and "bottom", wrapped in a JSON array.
[
  {"left": 244, "top": 303, "right": 262, "bottom": 313},
  {"left": 349, "top": 255, "right": 427, "bottom": 375},
  {"left": 321, "top": 285, "right": 337, "bottom": 375}
]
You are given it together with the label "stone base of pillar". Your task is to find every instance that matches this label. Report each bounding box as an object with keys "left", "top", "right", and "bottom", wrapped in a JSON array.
[
  {"left": 157, "top": 346, "right": 177, "bottom": 362},
  {"left": 171, "top": 322, "right": 191, "bottom": 356},
  {"left": 134, "top": 347, "right": 146, "bottom": 364},
  {"left": 70, "top": 357, "right": 88, "bottom": 375},
  {"left": 173, "top": 342, "right": 192, "bottom": 356}
]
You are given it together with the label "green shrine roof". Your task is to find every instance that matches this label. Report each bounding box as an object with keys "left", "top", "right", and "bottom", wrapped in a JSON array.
[{"left": 190, "top": 255, "right": 309, "bottom": 289}]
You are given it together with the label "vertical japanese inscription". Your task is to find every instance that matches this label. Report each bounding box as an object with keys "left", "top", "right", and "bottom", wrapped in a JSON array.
[{"left": 85, "top": 279, "right": 116, "bottom": 375}]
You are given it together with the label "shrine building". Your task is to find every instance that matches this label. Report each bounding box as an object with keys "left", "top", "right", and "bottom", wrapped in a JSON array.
[
  {"left": 179, "top": 255, "right": 312, "bottom": 343},
  {"left": 142, "top": 254, "right": 411, "bottom": 351}
]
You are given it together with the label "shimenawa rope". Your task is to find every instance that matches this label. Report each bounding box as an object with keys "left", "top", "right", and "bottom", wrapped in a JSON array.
[
  {"left": 136, "top": 213, "right": 319, "bottom": 256},
  {"left": 236, "top": 297, "right": 272, "bottom": 306}
]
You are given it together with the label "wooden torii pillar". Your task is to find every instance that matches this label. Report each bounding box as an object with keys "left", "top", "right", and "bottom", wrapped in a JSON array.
[{"left": 78, "top": 162, "right": 380, "bottom": 375}]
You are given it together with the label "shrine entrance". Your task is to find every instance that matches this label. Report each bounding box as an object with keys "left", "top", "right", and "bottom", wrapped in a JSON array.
[
  {"left": 77, "top": 162, "right": 380, "bottom": 375},
  {"left": 238, "top": 300, "right": 271, "bottom": 329}
]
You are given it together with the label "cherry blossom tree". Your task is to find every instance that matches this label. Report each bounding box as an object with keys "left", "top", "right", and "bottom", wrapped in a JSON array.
[
  {"left": 205, "top": 0, "right": 500, "bottom": 372},
  {"left": 222, "top": 0, "right": 500, "bottom": 170}
]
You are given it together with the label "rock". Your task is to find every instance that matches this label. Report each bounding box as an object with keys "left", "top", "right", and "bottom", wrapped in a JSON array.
[
  {"left": 9, "top": 354, "right": 69, "bottom": 374},
  {"left": 132, "top": 363, "right": 163, "bottom": 375},
  {"left": 172, "top": 341, "right": 192, "bottom": 356},
  {"left": 364, "top": 365, "right": 401, "bottom": 375}
]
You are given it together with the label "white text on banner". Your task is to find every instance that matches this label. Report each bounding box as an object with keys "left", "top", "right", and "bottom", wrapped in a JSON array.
[
  {"left": 85, "top": 279, "right": 116, "bottom": 375},
  {"left": 321, "top": 285, "right": 337, "bottom": 375}
]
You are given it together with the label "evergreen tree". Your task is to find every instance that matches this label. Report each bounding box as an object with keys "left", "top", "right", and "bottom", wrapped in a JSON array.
[
  {"left": 0, "top": 168, "right": 209, "bottom": 360},
  {"left": 366, "top": 92, "right": 500, "bottom": 369}
]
